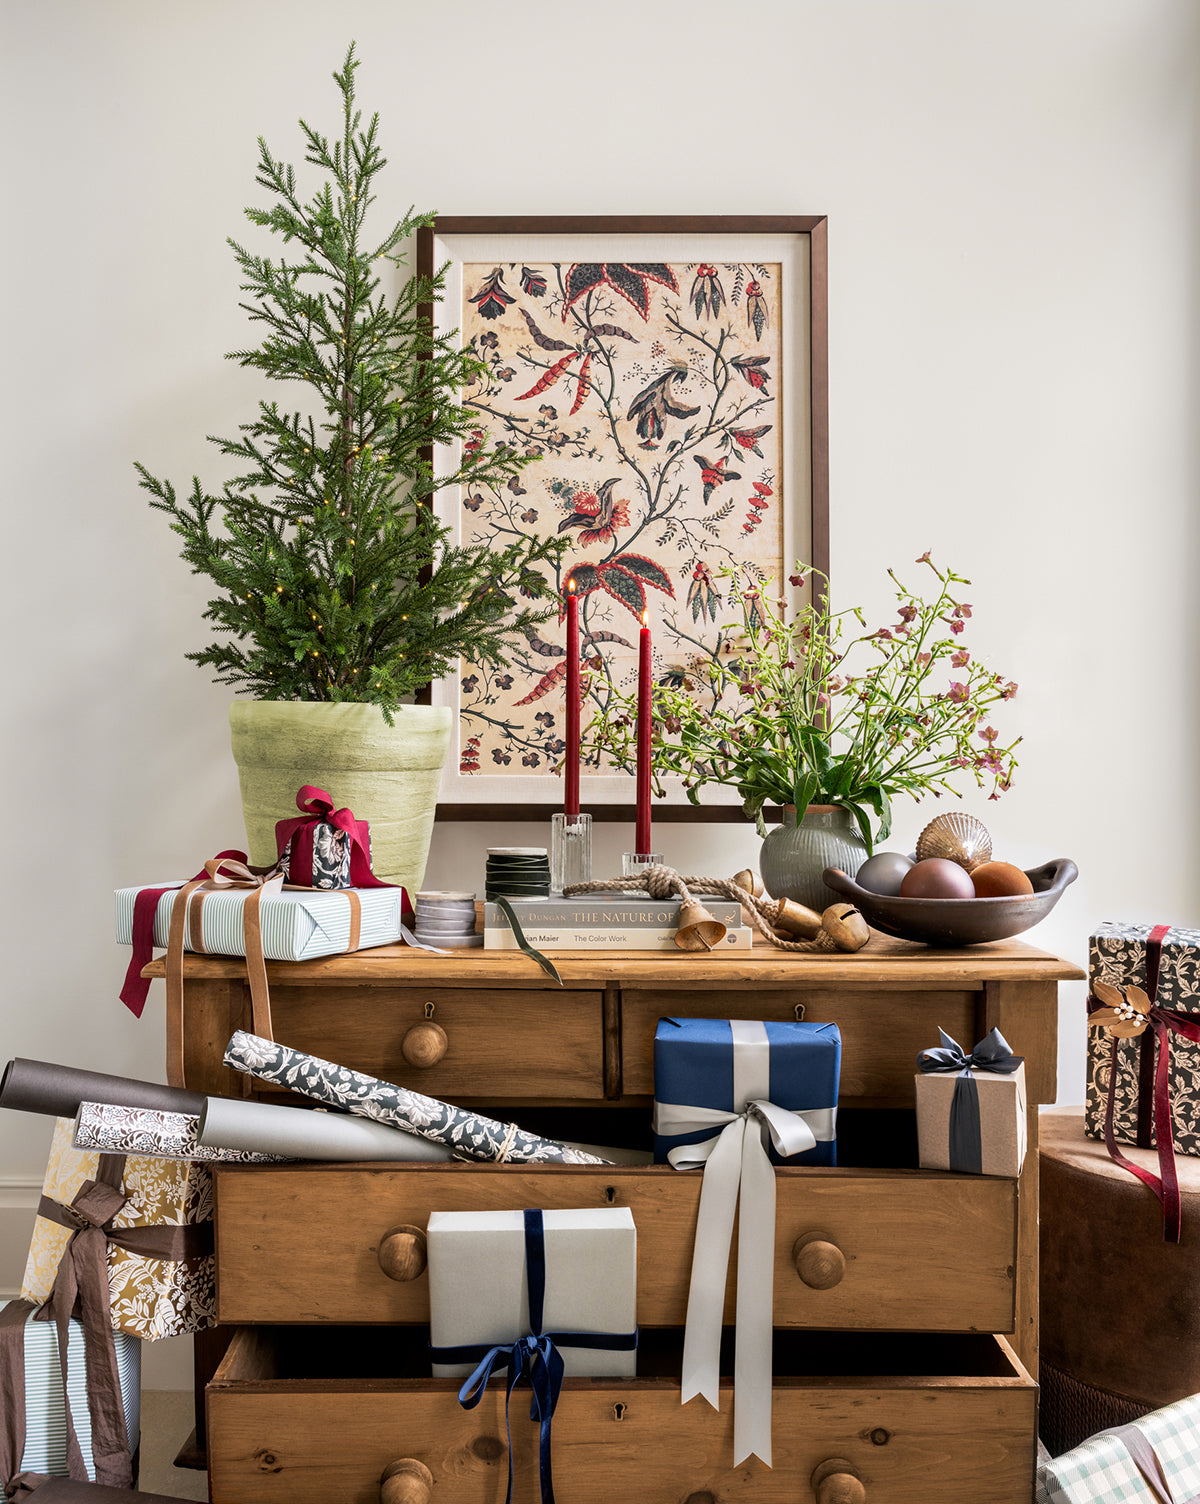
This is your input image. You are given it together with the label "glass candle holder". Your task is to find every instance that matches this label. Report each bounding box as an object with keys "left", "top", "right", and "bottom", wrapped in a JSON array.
[
  {"left": 551, "top": 813, "right": 593, "bottom": 892},
  {"left": 622, "top": 851, "right": 664, "bottom": 879}
]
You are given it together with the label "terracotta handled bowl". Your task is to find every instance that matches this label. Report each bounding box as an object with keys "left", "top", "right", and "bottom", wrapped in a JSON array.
[{"left": 822, "top": 858, "right": 1078, "bottom": 947}]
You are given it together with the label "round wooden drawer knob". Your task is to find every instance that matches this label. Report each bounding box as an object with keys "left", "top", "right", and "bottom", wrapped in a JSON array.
[
  {"left": 401, "top": 1021, "right": 448, "bottom": 1069},
  {"left": 380, "top": 1458, "right": 434, "bottom": 1504},
  {"left": 377, "top": 1224, "right": 428, "bottom": 1282},
  {"left": 793, "top": 1232, "right": 846, "bottom": 1290},
  {"left": 811, "top": 1457, "right": 865, "bottom": 1504}
]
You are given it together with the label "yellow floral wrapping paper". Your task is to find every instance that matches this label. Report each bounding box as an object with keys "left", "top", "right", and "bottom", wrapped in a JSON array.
[{"left": 20, "top": 1118, "right": 215, "bottom": 1340}]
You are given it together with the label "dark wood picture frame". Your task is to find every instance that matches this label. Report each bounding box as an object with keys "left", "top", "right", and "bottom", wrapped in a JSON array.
[{"left": 420, "top": 216, "right": 829, "bottom": 822}]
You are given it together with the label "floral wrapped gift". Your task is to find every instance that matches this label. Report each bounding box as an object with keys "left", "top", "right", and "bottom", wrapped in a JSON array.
[
  {"left": 21, "top": 1119, "right": 214, "bottom": 1341},
  {"left": 1036, "top": 1393, "right": 1200, "bottom": 1504},
  {"left": 1085, "top": 922, "right": 1200, "bottom": 1156}
]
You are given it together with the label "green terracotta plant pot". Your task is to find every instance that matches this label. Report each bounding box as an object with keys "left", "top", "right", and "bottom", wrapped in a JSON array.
[
  {"left": 759, "top": 804, "right": 868, "bottom": 913},
  {"left": 229, "top": 702, "right": 452, "bottom": 896}
]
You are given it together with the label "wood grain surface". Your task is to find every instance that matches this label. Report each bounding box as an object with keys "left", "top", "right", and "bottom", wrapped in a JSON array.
[
  {"left": 207, "top": 1327, "right": 1035, "bottom": 1504},
  {"left": 260, "top": 985, "right": 603, "bottom": 1101},
  {"left": 621, "top": 987, "right": 977, "bottom": 1101},
  {"left": 144, "top": 932, "right": 1085, "bottom": 988},
  {"left": 214, "top": 1163, "right": 1015, "bottom": 1331}
]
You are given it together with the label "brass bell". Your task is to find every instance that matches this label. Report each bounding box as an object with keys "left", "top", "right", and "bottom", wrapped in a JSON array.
[
  {"left": 731, "top": 868, "right": 765, "bottom": 899},
  {"left": 674, "top": 899, "right": 729, "bottom": 952},
  {"left": 772, "top": 897, "right": 823, "bottom": 941}
]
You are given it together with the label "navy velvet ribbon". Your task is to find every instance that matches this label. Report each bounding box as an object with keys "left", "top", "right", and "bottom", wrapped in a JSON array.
[
  {"left": 428, "top": 1209, "right": 637, "bottom": 1504},
  {"left": 918, "top": 1027, "right": 1024, "bottom": 1173}
]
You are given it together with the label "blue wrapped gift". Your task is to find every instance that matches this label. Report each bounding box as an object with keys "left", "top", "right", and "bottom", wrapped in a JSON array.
[
  {"left": 651, "top": 1016, "right": 842, "bottom": 1470},
  {"left": 652, "top": 1016, "right": 841, "bottom": 1167}
]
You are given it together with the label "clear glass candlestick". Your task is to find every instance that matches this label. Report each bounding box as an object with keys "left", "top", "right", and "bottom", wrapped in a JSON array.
[
  {"left": 551, "top": 813, "right": 593, "bottom": 892},
  {"left": 622, "top": 851, "right": 664, "bottom": 879}
]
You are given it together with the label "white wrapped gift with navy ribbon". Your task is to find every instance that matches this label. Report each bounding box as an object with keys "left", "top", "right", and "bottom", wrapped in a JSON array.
[
  {"left": 18, "top": 1310, "right": 140, "bottom": 1480},
  {"left": 1036, "top": 1393, "right": 1200, "bottom": 1503},
  {"left": 115, "top": 881, "right": 405, "bottom": 961}
]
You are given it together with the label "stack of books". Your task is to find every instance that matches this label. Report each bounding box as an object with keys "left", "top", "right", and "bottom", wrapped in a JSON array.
[{"left": 483, "top": 895, "right": 753, "bottom": 952}]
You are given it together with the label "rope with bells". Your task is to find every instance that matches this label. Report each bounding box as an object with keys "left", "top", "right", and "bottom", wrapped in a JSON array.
[{"left": 564, "top": 864, "right": 870, "bottom": 954}]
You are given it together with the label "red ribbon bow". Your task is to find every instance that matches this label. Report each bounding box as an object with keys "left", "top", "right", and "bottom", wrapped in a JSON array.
[
  {"left": 1091, "top": 924, "right": 1200, "bottom": 1242},
  {"left": 274, "top": 785, "right": 392, "bottom": 891}
]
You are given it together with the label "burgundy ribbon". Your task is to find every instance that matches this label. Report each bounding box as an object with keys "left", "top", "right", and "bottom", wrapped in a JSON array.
[
  {"left": 118, "top": 849, "right": 246, "bottom": 1017},
  {"left": 1090, "top": 924, "right": 1200, "bottom": 1242},
  {"left": 274, "top": 785, "right": 393, "bottom": 892}
]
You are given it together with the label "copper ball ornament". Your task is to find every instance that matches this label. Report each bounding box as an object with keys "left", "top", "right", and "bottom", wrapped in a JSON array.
[
  {"left": 970, "top": 861, "right": 1034, "bottom": 898},
  {"left": 914, "top": 812, "right": 993, "bottom": 873},
  {"left": 899, "top": 858, "right": 977, "bottom": 900}
]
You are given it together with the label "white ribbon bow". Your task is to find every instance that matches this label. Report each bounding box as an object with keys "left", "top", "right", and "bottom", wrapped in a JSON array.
[{"left": 654, "top": 1093, "right": 822, "bottom": 1468}]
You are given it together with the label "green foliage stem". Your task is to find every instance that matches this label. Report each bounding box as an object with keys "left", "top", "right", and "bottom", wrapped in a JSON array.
[{"left": 137, "top": 44, "right": 561, "bottom": 717}]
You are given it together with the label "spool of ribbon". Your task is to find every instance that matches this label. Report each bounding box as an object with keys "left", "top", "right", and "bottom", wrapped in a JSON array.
[
  {"left": 917, "top": 1027, "right": 1024, "bottom": 1175},
  {"left": 428, "top": 1209, "right": 637, "bottom": 1504},
  {"left": 274, "top": 785, "right": 394, "bottom": 893},
  {"left": 653, "top": 1019, "right": 831, "bottom": 1469},
  {"left": 1088, "top": 925, "right": 1200, "bottom": 1243}
]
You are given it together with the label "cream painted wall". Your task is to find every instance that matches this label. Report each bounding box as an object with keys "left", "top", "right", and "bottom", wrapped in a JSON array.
[{"left": 2, "top": 0, "right": 1197, "bottom": 1379}]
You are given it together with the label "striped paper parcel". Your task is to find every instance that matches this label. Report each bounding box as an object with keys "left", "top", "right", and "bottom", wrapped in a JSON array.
[{"left": 115, "top": 882, "right": 405, "bottom": 961}]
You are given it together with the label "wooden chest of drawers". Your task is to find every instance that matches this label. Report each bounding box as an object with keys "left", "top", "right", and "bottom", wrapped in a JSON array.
[{"left": 148, "top": 933, "right": 1082, "bottom": 1502}]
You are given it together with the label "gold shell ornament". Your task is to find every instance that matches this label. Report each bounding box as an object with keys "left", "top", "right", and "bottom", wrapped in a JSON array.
[{"left": 914, "top": 812, "right": 993, "bottom": 872}]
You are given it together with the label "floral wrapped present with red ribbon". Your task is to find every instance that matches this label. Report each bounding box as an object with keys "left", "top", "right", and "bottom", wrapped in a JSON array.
[
  {"left": 275, "top": 784, "right": 396, "bottom": 891},
  {"left": 1085, "top": 921, "right": 1200, "bottom": 1241}
]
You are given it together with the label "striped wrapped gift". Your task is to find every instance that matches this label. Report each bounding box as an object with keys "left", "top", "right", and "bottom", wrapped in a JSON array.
[
  {"left": 18, "top": 1310, "right": 141, "bottom": 1480},
  {"left": 115, "top": 881, "right": 405, "bottom": 962},
  {"left": 1036, "top": 1393, "right": 1200, "bottom": 1503}
]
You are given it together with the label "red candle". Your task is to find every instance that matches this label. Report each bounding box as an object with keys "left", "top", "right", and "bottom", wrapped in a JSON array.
[
  {"left": 565, "top": 579, "right": 580, "bottom": 820},
  {"left": 636, "top": 609, "right": 652, "bottom": 856}
]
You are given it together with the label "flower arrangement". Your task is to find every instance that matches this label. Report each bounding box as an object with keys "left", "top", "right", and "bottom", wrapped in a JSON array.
[{"left": 588, "top": 553, "right": 1020, "bottom": 851}]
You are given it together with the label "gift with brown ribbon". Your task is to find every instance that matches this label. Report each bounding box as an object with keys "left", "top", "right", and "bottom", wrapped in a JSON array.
[
  {"left": 21, "top": 1120, "right": 214, "bottom": 1343},
  {"left": 2, "top": 1140, "right": 207, "bottom": 1500}
]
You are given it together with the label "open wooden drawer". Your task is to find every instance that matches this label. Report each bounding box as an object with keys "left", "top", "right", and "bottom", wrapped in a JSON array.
[
  {"left": 214, "top": 1160, "right": 1017, "bottom": 1333},
  {"left": 207, "top": 1326, "right": 1037, "bottom": 1504}
]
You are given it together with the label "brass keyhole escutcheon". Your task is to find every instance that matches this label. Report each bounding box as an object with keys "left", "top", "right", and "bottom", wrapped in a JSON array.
[{"left": 612, "top": 1402, "right": 628, "bottom": 1420}]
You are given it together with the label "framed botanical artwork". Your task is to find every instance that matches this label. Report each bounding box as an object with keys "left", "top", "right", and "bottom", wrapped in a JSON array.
[{"left": 419, "top": 216, "right": 828, "bottom": 820}]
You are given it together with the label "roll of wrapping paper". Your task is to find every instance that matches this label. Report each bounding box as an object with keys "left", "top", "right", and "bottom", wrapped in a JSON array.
[
  {"left": 73, "top": 1102, "right": 291, "bottom": 1164},
  {"left": 0, "top": 1059, "right": 205, "bottom": 1120},
  {"left": 223, "top": 1031, "right": 614, "bottom": 1166},
  {"left": 197, "top": 1095, "right": 455, "bottom": 1163}
]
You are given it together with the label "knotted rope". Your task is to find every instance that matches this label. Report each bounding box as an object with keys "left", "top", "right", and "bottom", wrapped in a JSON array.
[{"left": 565, "top": 865, "right": 863, "bottom": 953}]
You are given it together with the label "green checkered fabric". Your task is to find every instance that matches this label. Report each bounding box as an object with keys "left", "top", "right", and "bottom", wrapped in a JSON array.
[{"left": 1037, "top": 1394, "right": 1200, "bottom": 1503}]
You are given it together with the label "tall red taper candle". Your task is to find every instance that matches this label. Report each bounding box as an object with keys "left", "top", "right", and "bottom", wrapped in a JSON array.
[
  {"left": 636, "top": 609, "right": 652, "bottom": 856},
  {"left": 565, "top": 579, "right": 580, "bottom": 820}
]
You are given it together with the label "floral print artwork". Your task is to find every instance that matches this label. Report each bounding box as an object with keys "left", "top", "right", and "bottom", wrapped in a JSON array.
[{"left": 456, "top": 258, "right": 785, "bottom": 776}]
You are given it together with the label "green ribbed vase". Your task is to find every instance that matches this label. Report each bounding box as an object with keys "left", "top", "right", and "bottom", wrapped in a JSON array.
[
  {"left": 759, "top": 804, "right": 868, "bottom": 912},
  {"left": 229, "top": 702, "right": 452, "bottom": 897}
]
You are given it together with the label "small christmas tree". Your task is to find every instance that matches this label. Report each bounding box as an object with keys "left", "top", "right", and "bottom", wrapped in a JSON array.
[{"left": 137, "top": 44, "right": 559, "bottom": 715}]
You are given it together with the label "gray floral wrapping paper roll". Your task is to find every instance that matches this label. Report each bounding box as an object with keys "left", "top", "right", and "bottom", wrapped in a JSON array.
[
  {"left": 73, "top": 1102, "right": 291, "bottom": 1164},
  {"left": 222, "top": 1031, "right": 614, "bottom": 1166}
]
